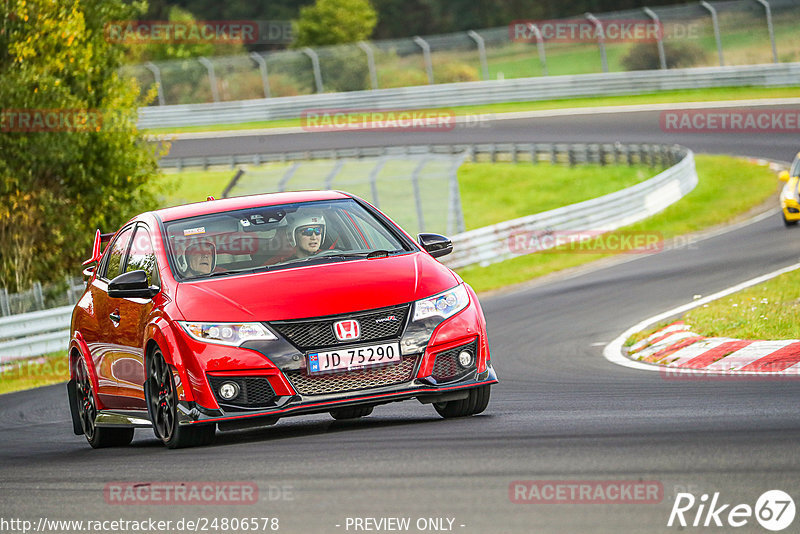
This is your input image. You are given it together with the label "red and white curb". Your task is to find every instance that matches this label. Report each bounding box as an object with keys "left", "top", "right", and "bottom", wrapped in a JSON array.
[
  {"left": 603, "top": 262, "right": 800, "bottom": 375},
  {"left": 628, "top": 321, "right": 800, "bottom": 373}
]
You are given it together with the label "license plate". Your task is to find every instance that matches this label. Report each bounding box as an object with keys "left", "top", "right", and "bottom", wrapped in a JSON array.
[{"left": 307, "top": 342, "right": 401, "bottom": 374}]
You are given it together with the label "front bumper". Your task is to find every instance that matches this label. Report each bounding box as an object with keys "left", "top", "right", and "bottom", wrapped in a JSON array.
[
  {"left": 177, "top": 363, "right": 498, "bottom": 427},
  {"left": 171, "top": 286, "right": 496, "bottom": 427}
]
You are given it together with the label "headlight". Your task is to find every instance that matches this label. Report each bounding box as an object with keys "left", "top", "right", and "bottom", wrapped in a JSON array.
[
  {"left": 178, "top": 321, "right": 277, "bottom": 346},
  {"left": 413, "top": 284, "right": 469, "bottom": 321}
]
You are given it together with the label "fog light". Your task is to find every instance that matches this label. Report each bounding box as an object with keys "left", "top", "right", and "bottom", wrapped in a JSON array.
[
  {"left": 218, "top": 381, "right": 240, "bottom": 401},
  {"left": 457, "top": 350, "right": 474, "bottom": 368}
]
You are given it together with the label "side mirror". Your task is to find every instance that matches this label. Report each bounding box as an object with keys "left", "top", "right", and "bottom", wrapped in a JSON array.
[
  {"left": 82, "top": 266, "right": 95, "bottom": 283},
  {"left": 418, "top": 233, "right": 453, "bottom": 258},
  {"left": 108, "top": 270, "right": 159, "bottom": 299},
  {"left": 779, "top": 170, "right": 791, "bottom": 182}
]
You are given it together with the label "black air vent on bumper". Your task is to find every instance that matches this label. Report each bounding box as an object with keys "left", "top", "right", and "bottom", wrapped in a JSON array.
[{"left": 207, "top": 376, "right": 278, "bottom": 411}]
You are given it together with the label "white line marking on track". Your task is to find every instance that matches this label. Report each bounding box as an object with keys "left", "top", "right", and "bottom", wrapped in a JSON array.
[{"left": 603, "top": 262, "right": 800, "bottom": 374}]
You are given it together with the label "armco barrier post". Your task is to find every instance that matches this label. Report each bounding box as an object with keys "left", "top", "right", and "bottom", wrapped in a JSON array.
[
  {"left": 585, "top": 13, "right": 609, "bottom": 73},
  {"left": 526, "top": 24, "right": 548, "bottom": 76},
  {"left": 754, "top": 0, "right": 778, "bottom": 63},
  {"left": 368, "top": 158, "right": 387, "bottom": 208},
  {"left": 0, "top": 287, "right": 9, "bottom": 317},
  {"left": 467, "top": 30, "right": 490, "bottom": 81},
  {"left": 249, "top": 52, "right": 271, "bottom": 98},
  {"left": 302, "top": 47, "right": 324, "bottom": 93},
  {"left": 447, "top": 153, "right": 467, "bottom": 235},
  {"left": 144, "top": 62, "right": 166, "bottom": 106},
  {"left": 197, "top": 57, "right": 220, "bottom": 103},
  {"left": 643, "top": 8, "right": 667, "bottom": 70},
  {"left": 278, "top": 162, "right": 300, "bottom": 192},
  {"left": 33, "top": 282, "right": 44, "bottom": 310},
  {"left": 413, "top": 36, "right": 435, "bottom": 85},
  {"left": 358, "top": 41, "right": 379, "bottom": 90},
  {"left": 323, "top": 160, "right": 345, "bottom": 189},
  {"left": 411, "top": 158, "right": 427, "bottom": 233},
  {"left": 700, "top": 1, "right": 724, "bottom": 66}
]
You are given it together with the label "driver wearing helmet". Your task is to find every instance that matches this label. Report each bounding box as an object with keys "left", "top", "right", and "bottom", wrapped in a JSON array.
[
  {"left": 184, "top": 240, "right": 217, "bottom": 276},
  {"left": 287, "top": 212, "right": 326, "bottom": 259}
]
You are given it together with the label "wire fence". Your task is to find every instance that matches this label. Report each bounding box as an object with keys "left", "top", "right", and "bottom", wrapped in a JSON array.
[
  {"left": 0, "top": 277, "right": 84, "bottom": 318},
  {"left": 223, "top": 153, "right": 468, "bottom": 237},
  {"left": 122, "top": 0, "right": 800, "bottom": 106}
]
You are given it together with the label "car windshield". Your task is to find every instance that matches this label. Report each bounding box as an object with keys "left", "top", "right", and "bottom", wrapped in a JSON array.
[
  {"left": 164, "top": 199, "right": 410, "bottom": 280},
  {"left": 792, "top": 155, "right": 800, "bottom": 178}
]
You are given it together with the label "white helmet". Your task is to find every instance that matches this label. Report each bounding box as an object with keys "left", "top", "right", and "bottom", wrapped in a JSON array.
[
  {"left": 287, "top": 212, "right": 326, "bottom": 247},
  {"left": 182, "top": 239, "right": 217, "bottom": 275}
]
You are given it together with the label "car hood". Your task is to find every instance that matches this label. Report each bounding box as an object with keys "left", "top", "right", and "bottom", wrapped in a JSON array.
[{"left": 174, "top": 252, "right": 459, "bottom": 321}]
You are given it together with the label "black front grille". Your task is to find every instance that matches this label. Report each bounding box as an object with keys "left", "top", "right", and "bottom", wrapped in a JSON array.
[
  {"left": 285, "top": 355, "right": 419, "bottom": 396},
  {"left": 269, "top": 304, "right": 410, "bottom": 351},
  {"left": 431, "top": 340, "right": 478, "bottom": 383},
  {"left": 208, "top": 376, "right": 278, "bottom": 410}
]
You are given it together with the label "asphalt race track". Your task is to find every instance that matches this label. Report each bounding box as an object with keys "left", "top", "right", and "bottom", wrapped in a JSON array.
[{"left": 1, "top": 106, "right": 799, "bottom": 533}]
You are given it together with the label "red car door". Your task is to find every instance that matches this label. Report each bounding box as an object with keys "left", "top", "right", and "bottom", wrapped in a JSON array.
[
  {"left": 86, "top": 225, "right": 134, "bottom": 408},
  {"left": 110, "top": 224, "right": 159, "bottom": 410}
]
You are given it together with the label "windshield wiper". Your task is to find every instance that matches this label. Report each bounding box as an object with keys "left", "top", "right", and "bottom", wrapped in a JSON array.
[
  {"left": 202, "top": 266, "right": 270, "bottom": 278},
  {"left": 318, "top": 249, "right": 399, "bottom": 260}
]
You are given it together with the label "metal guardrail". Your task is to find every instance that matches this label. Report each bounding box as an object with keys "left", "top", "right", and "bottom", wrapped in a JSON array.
[
  {"left": 441, "top": 143, "right": 697, "bottom": 269},
  {"left": 0, "top": 305, "right": 73, "bottom": 362},
  {"left": 160, "top": 144, "right": 463, "bottom": 170},
  {"left": 0, "top": 142, "right": 691, "bottom": 360},
  {"left": 140, "top": 63, "right": 800, "bottom": 129}
]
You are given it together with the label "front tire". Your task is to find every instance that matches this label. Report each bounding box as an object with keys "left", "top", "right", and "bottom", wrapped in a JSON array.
[
  {"left": 433, "top": 385, "right": 491, "bottom": 418},
  {"left": 783, "top": 212, "right": 798, "bottom": 227},
  {"left": 75, "top": 358, "right": 134, "bottom": 448},
  {"left": 146, "top": 349, "right": 215, "bottom": 449}
]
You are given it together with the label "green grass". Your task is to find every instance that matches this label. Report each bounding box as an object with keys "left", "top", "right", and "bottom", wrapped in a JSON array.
[
  {"left": 0, "top": 352, "right": 68, "bottom": 395},
  {"left": 145, "top": 86, "right": 800, "bottom": 134},
  {"left": 682, "top": 269, "right": 800, "bottom": 340},
  {"left": 157, "top": 168, "right": 242, "bottom": 206},
  {"left": 456, "top": 155, "right": 779, "bottom": 293},
  {"left": 459, "top": 162, "right": 652, "bottom": 230}
]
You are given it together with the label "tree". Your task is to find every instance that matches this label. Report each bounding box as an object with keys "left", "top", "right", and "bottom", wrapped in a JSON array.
[
  {"left": 293, "top": 0, "right": 377, "bottom": 48},
  {"left": 122, "top": 5, "right": 246, "bottom": 64},
  {"left": 0, "top": 0, "right": 163, "bottom": 292}
]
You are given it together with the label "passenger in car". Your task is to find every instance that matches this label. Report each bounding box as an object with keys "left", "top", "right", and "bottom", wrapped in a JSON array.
[{"left": 184, "top": 240, "right": 216, "bottom": 276}]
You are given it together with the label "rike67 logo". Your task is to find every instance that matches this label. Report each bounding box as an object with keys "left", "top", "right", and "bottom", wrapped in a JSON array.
[{"left": 668, "top": 490, "right": 795, "bottom": 531}]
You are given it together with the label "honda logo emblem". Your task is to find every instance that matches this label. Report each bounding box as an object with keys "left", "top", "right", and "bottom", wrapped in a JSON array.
[{"left": 333, "top": 319, "right": 360, "bottom": 341}]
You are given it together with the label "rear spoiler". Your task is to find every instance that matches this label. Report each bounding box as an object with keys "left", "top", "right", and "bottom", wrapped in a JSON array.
[{"left": 82, "top": 229, "right": 115, "bottom": 266}]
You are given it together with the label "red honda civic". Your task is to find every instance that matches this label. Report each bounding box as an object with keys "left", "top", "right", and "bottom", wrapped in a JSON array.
[{"left": 67, "top": 191, "right": 497, "bottom": 448}]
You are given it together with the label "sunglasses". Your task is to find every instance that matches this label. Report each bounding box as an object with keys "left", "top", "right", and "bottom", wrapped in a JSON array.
[{"left": 299, "top": 226, "right": 323, "bottom": 237}]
